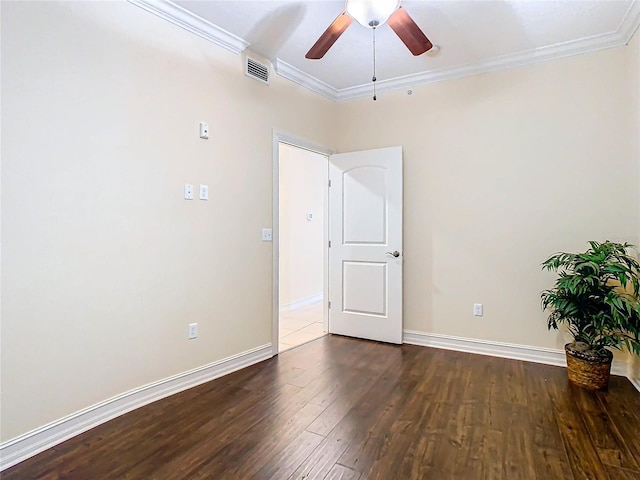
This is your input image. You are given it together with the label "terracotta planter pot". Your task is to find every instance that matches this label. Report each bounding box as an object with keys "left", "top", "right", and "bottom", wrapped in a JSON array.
[{"left": 565, "top": 342, "right": 613, "bottom": 390}]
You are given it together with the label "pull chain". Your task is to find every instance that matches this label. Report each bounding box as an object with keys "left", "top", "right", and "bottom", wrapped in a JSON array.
[{"left": 372, "top": 26, "right": 377, "bottom": 101}]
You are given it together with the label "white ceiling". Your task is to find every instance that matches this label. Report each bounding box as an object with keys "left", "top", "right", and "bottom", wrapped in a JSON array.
[{"left": 130, "top": 0, "right": 640, "bottom": 101}]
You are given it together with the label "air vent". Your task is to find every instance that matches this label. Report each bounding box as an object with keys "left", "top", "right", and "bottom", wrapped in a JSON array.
[{"left": 245, "top": 57, "right": 270, "bottom": 85}]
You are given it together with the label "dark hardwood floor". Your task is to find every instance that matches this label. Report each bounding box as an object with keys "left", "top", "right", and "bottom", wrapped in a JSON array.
[{"left": 3, "top": 335, "right": 640, "bottom": 479}]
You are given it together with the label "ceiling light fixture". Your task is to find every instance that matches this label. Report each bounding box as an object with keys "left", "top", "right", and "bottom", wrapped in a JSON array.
[
  {"left": 306, "top": 0, "right": 432, "bottom": 101},
  {"left": 345, "top": 0, "right": 401, "bottom": 28}
]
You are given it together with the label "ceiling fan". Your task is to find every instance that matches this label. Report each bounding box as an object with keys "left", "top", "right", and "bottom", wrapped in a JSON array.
[{"left": 305, "top": 0, "right": 433, "bottom": 60}]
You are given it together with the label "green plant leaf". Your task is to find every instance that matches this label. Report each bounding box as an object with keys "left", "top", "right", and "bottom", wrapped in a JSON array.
[{"left": 540, "top": 241, "right": 640, "bottom": 355}]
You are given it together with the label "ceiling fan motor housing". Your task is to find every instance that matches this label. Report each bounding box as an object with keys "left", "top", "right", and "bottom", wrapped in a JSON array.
[{"left": 346, "top": 0, "right": 401, "bottom": 28}]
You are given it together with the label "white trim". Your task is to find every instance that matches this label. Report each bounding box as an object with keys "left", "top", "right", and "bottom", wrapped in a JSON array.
[
  {"left": 127, "top": 0, "right": 249, "bottom": 54},
  {"left": 404, "top": 330, "right": 565, "bottom": 365},
  {"left": 129, "top": 0, "right": 640, "bottom": 102},
  {"left": 274, "top": 132, "right": 334, "bottom": 157},
  {"left": 272, "top": 133, "right": 281, "bottom": 357},
  {"left": 613, "top": 359, "right": 632, "bottom": 378},
  {"left": 2, "top": 332, "right": 637, "bottom": 472},
  {"left": 274, "top": 60, "right": 339, "bottom": 102},
  {"left": 280, "top": 293, "right": 324, "bottom": 313},
  {"left": 629, "top": 358, "right": 640, "bottom": 392},
  {"left": 0, "top": 344, "right": 272, "bottom": 471},
  {"left": 272, "top": 131, "right": 334, "bottom": 357},
  {"left": 283, "top": 1, "right": 640, "bottom": 102},
  {"left": 620, "top": 0, "right": 640, "bottom": 43},
  {"left": 403, "top": 330, "right": 631, "bottom": 378}
]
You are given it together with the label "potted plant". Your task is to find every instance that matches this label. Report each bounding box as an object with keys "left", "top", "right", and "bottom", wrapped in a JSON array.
[{"left": 541, "top": 241, "right": 640, "bottom": 390}]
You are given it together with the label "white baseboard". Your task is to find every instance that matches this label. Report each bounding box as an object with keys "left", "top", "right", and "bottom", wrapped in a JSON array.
[
  {"left": 403, "top": 330, "right": 632, "bottom": 381},
  {"left": 629, "top": 358, "right": 640, "bottom": 391},
  {"left": 0, "top": 344, "right": 273, "bottom": 472},
  {"left": 612, "top": 361, "right": 632, "bottom": 378},
  {"left": 2, "top": 333, "right": 637, "bottom": 471},
  {"left": 279, "top": 293, "right": 323, "bottom": 313}
]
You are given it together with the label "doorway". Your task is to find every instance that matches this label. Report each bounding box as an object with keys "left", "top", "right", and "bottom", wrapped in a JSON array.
[
  {"left": 276, "top": 140, "right": 329, "bottom": 352},
  {"left": 272, "top": 136, "right": 403, "bottom": 353}
]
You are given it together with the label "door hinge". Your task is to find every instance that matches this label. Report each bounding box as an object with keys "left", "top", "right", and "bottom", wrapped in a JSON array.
[
  {"left": 328, "top": 301, "right": 331, "bottom": 309},
  {"left": 328, "top": 179, "right": 332, "bottom": 187},
  {"left": 328, "top": 240, "right": 331, "bottom": 248}
]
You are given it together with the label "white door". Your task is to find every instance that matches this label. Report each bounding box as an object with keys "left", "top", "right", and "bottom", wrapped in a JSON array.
[{"left": 328, "top": 146, "right": 403, "bottom": 344}]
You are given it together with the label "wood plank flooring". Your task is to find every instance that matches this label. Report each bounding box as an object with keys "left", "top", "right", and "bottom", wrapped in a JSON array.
[{"left": 3, "top": 335, "right": 640, "bottom": 479}]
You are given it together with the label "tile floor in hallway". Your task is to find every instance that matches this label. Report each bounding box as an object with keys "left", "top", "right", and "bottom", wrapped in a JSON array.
[{"left": 278, "top": 300, "right": 325, "bottom": 352}]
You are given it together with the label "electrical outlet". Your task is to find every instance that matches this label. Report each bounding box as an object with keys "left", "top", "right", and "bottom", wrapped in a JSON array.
[
  {"left": 199, "top": 122, "right": 209, "bottom": 140},
  {"left": 188, "top": 322, "right": 198, "bottom": 339},
  {"left": 262, "top": 228, "right": 273, "bottom": 242},
  {"left": 473, "top": 303, "right": 483, "bottom": 316}
]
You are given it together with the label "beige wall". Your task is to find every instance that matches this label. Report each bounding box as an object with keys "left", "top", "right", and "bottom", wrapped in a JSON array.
[
  {"left": 334, "top": 36, "right": 640, "bottom": 351},
  {"left": 0, "top": 1, "right": 337, "bottom": 441},
  {"left": 2, "top": 0, "right": 639, "bottom": 445},
  {"left": 278, "top": 144, "right": 326, "bottom": 307}
]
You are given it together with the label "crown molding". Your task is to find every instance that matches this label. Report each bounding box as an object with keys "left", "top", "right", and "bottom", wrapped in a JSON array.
[
  {"left": 620, "top": 0, "right": 640, "bottom": 43},
  {"left": 129, "top": 0, "right": 639, "bottom": 102},
  {"left": 127, "top": 0, "right": 249, "bottom": 54},
  {"left": 284, "top": 0, "right": 640, "bottom": 102},
  {"left": 334, "top": 1, "right": 640, "bottom": 101},
  {"left": 274, "top": 60, "right": 339, "bottom": 101}
]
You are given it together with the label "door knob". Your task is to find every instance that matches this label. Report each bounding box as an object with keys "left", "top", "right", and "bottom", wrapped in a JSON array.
[{"left": 386, "top": 251, "right": 400, "bottom": 258}]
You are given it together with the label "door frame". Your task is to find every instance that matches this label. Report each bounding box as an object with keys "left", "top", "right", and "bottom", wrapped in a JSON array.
[{"left": 272, "top": 130, "right": 334, "bottom": 356}]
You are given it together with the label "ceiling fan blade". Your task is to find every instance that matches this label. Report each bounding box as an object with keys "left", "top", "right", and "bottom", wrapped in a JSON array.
[
  {"left": 305, "top": 12, "right": 353, "bottom": 59},
  {"left": 387, "top": 7, "right": 433, "bottom": 56}
]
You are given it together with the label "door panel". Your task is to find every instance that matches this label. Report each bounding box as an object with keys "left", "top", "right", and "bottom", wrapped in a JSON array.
[
  {"left": 329, "top": 146, "right": 403, "bottom": 344},
  {"left": 343, "top": 261, "right": 387, "bottom": 316},
  {"left": 343, "top": 167, "right": 387, "bottom": 244}
]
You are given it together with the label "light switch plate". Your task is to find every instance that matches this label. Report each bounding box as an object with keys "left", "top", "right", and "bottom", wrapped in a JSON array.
[{"left": 199, "top": 184, "right": 209, "bottom": 200}]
